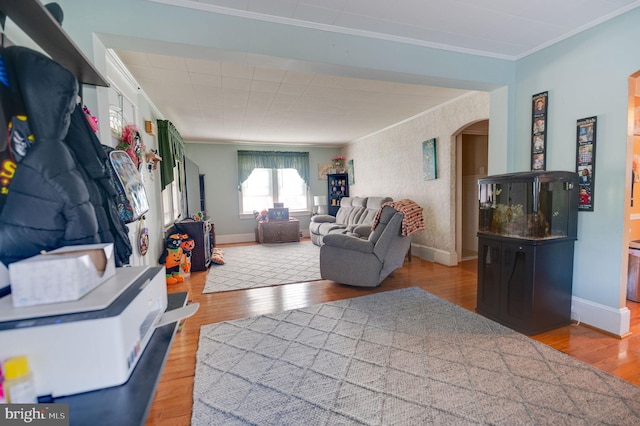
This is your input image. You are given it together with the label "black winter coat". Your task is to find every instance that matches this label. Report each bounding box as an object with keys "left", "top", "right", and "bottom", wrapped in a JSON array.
[
  {"left": 0, "top": 46, "right": 100, "bottom": 266},
  {"left": 64, "top": 105, "right": 132, "bottom": 266}
]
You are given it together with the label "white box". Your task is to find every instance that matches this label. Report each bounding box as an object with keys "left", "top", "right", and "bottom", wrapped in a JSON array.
[{"left": 9, "top": 243, "right": 116, "bottom": 307}]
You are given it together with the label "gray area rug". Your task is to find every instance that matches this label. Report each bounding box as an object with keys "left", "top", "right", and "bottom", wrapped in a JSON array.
[
  {"left": 192, "top": 287, "right": 640, "bottom": 425},
  {"left": 203, "top": 241, "right": 321, "bottom": 294}
]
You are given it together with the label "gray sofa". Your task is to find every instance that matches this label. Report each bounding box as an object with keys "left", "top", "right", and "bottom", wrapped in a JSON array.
[
  {"left": 319, "top": 205, "right": 411, "bottom": 287},
  {"left": 309, "top": 196, "right": 392, "bottom": 246}
]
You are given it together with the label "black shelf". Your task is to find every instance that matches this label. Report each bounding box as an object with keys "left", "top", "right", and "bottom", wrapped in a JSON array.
[
  {"left": 0, "top": 0, "right": 108, "bottom": 86},
  {"left": 327, "top": 173, "right": 348, "bottom": 216},
  {"left": 173, "top": 220, "right": 213, "bottom": 272}
]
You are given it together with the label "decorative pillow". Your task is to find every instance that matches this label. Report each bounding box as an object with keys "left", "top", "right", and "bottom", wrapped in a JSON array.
[{"left": 211, "top": 248, "right": 225, "bottom": 265}]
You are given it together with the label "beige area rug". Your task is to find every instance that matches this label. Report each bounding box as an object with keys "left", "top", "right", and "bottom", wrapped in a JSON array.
[
  {"left": 203, "top": 241, "right": 321, "bottom": 294},
  {"left": 192, "top": 287, "right": 640, "bottom": 425}
]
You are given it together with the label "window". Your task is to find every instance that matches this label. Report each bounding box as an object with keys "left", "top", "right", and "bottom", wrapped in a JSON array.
[
  {"left": 240, "top": 168, "right": 309, "bottom": 214},
  {"left": 162, "top": 164, "right": 183, "bottom": 226},
  {"left": 108, "top": 86, "right": 135, "bottom": 141},
  {"left": 237, "top": 150, "right": 310, "bottom": 215}
]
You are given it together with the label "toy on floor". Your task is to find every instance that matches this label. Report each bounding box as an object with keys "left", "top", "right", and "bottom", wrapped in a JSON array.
[
  {"left": 180, "top": 234, "right": 195, "bottom": 277},
  {"left": 211, "top": 248, "right": 225, "bottom": 265},
  {"left": 158, "top": 233, "right": 184, "bottom": 284}
]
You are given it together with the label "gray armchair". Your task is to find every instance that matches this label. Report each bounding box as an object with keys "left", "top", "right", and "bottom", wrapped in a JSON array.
[{"left": 319, "top": 205, "right": 411, "bottom": 287}]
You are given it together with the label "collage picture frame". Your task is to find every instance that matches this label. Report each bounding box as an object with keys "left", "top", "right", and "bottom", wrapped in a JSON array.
[
  {"left": 576, "top": 116, "right": 596, "bottom": 211},
  {"left": 531, "top": 91, "right": 548, "bottom": 171}
]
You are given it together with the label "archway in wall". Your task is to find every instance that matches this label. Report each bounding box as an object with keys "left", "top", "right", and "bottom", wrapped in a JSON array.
[
  {"left": 455, "top": 120, "right": 489, "bottom": 263},
  {"left": 626, "top": 72, "right": 640, "bottom": 303}
]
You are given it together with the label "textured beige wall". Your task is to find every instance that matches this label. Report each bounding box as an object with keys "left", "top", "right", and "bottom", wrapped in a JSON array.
[{"left": 343, "top": 91, "right": 489, "bottom": 263}]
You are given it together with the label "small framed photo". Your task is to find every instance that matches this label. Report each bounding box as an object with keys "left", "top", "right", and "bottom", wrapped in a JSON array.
[{"left": 531, "top": 91, "right": 548, "bottom": 171}]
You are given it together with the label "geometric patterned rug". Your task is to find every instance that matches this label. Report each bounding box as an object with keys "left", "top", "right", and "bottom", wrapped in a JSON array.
[
  {"left": 192, "top": 287, "right": 640, "bottom": 425},
  {"left": 203, "top": 241, "right": 321, "bottom": 294}
]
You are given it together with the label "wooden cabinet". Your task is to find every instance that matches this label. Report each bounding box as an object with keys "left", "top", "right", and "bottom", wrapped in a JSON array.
[
  {"left": 257, "top": 219, "right": 300, "bottom": 243},
  {"left": 476, "top": 170, "right": 579, "bottom": 335},
  {"left": 477, "top": 235, "right": 575, "bottom": 335},
  {"left": 328, "top": 173, "right": 349, "bottom": 216},
  {"left": 173, "top": 220, "right": 214, "bottom": 271}
]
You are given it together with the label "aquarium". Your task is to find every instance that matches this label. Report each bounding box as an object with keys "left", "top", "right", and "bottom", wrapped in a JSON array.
[{"left": 478, "top": 171, "right": 578, "bottom": 240}]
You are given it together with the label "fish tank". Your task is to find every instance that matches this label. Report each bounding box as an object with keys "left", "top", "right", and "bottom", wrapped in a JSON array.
[{"left": 478, "top": 171, "right": 579, "bottom": 240}]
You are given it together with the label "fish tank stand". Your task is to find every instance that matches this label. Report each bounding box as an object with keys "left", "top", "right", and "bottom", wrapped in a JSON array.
[{"left": 476, "top": 171, "right": 579, "bottom": 335}]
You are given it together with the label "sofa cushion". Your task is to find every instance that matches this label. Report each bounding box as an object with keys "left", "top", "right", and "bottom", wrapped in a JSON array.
[
  {"left": 336, "top": 206, "right": 366, "bottom": 225},
  {"left": 318, "top": 222, "right": 344, "bottom": 235},
  {"left": 369, "top": 205, "right": 398, "bottom": 244},
  {"left": 367, "top": 197, "right": 392, "bottom": 210},
  {"left": 335, "top": 197, "right": 366, "bottom": 225}
]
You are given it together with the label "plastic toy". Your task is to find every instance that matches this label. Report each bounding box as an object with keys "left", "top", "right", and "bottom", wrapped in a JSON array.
[
  {"left": 180, "top": 234, "right": 195, "bottom": 276},
  {"left": 158, "top": 233, "right": 184, "bottom": 284}
]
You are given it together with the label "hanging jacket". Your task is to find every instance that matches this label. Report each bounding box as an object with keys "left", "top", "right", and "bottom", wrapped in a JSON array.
[
  {"left": 64, "top": 104, "right": 132, "bottom": 266},
  {"left": 0, "top": 46, "right": 100, "bottom": 266}
]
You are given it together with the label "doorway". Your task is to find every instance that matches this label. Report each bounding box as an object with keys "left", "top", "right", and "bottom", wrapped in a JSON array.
[
  {"left": 456, "top": 120, "right": 489, "bottom": 262},
  {"left": 627, "top": 73, "right": 640, "bottom": 303}
]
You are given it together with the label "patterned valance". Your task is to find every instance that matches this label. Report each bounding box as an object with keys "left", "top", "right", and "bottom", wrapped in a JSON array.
[{"left": 237, "top": 150, "right": 310, "bottom": 187}]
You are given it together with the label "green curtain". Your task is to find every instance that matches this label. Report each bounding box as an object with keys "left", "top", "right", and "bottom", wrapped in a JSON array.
[
  {"left": 157, "top": 120, "right": 185, "bottom": 190},
  {"left": 237, "top": 150, "right": 310, "bottom": 187}
]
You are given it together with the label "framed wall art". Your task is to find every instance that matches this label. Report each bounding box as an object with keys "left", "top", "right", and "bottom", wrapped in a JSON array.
[
  {"left": 347, "top": 159, "right": 355, "bottom": 185},
  {"left": 576, "top": 116, "right": 596, "bottom": 211},
  {"left": 318, "top": 163, "right": 333, "bottom": 180},
  {"left": 423, "top": 138, "right": 437, "bottom": 180},
  {"left": 531, "top": 91, "right": 548, "bottom": 171}
]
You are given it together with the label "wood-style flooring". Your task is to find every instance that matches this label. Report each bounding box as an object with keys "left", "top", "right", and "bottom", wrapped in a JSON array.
[{"left": 145, "top": 240, "right": 640, "bottom": 425}]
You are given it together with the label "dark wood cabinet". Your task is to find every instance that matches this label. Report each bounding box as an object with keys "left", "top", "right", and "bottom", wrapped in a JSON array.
[
  {"left": 173, "top": 220, "right": 214, "bottom": 271},
  {"left": 327, "top": 173, "right": 349, "bottom": 216},
  {"left": 477, "top": 235, "right": 575, "bottom": 335},
  {"left": 476, "top": 171, "right": 579, "bottom": 335},
  {"left": 257, "top": 219, "right": 300, "bottom": 243}
]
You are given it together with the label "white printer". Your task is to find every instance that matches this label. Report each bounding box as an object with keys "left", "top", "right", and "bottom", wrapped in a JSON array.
[{"left": 0, "top": 266, "right": 169, "bottom": 398}]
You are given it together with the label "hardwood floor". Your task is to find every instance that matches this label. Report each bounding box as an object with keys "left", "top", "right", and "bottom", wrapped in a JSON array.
[{"left": 145, "top": 241, "right": 640, "bottom": 425}]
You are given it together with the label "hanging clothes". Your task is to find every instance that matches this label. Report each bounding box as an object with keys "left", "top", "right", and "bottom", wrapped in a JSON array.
[{"left": 0, "top": 45, "right": 101, "bottom": 266}]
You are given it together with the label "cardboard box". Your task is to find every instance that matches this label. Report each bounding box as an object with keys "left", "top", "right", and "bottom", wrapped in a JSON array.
[{"left": 9, "top": 243, "right": 116, "bottom": 307}]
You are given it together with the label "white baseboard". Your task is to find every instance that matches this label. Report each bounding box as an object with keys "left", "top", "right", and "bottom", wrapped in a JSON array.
[
  {"left": 216, "top": 233, "right": 255, "bottom": 244},
  {"left": 411, "top": 243, "right": 457, "bottom": 266},
  {"left": 571, "top": 296, "right": 630, "bottom": 337},
  {"left": 216, "top": 229, "right": 310, "bottom": 245}
]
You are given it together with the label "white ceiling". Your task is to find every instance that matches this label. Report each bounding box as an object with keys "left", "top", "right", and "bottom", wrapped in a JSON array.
[{"left": 115, "top": 0, "right": 640, "bottom": 145}]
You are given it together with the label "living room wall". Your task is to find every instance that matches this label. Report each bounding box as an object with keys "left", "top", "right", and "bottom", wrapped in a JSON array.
[
  {"left": 183, "top": 143, "right": 341, "bottom": 243},
  {"left": 53, "top": 0, "right": 639, "bottom": 335},
  {"left": 509, "top": 8, "right": 640, "bottom": 335},
  {"left": 343, "top": 91, "right": 490, "bottom": 265}
]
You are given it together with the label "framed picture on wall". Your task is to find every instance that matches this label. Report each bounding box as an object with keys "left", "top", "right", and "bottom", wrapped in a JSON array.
[
  {"left": 347, "top": 159, "right": 355, "bottom": 185},
  {"left": 423, "top": 138, "right": 437, "bottom": 180},
  {"left": 318, "top": 163, "right": 333, "bottom": 180},
  {"left": 576, "top": 116, "right": 596, "bottom": 211},
  {"left": 531, "top": 91, "right": 548, "bottom": 171}
]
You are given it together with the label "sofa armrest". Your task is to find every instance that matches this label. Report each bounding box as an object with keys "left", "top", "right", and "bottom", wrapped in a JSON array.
[
  {"left": 311, "top": 214, "right": 336, "bottom": 224},
  {"left": 322, "top": 234, "right": 374, "bottom": 254},
  {"left": 352, "top": 224, "right": 372, "bottom": 239}
]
